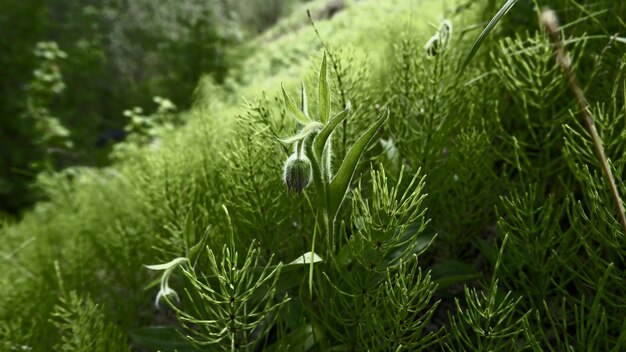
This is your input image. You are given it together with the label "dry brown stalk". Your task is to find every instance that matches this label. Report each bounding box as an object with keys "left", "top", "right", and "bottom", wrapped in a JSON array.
[{"left": 540, "top": 9, "right": 626, "bottom": 237}]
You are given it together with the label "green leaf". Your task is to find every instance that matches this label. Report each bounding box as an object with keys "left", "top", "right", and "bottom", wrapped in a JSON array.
[
  {"left": 313, "top": 103, "right": 351, "bottom": 160},
  {"left": 334, "top": 241, "right": 355, "bottom": 267},
  {"left": 182, "top": 210, "right": 194, "bottom": 249},
  {"left": 288, "top": 251, "right": 323, "bottom": 265},
  {"left": 264, "top": 324, "right": 316, "bottom": 352},
  {"left": 266, "top": 265, "right": 310, "bottom": 296},
  {"left": 301, "top": 82, "right": 309, "bottom": 118},
  {"left": 329, "top": 110, "right": 388, "bottom": 216},
  {"left": 282, "top": 83, "right": 310, "bottom": 125},
  {"left": 188, "top": 226, "right": 210, "bottom": 268},
  {"left": 615, "top": 36, "right": 626, "bottom": 44},
  {"left": 129, "top": 326, "right": 199, "bottom": 352},
  {"left": 145, "top": 257, "right": 188, "bottom": 271},
  {"left": 459, "top": 0, "right": 520, "bottom": 73},
  {"left": 143, "top": 276, "right": 162, "bottom": 291},
  {"left": 386, "top": 225, "right": 437, "bottom": 265},
  {"left": 430, "top": 259, "right": 479, "bottom": 290},
  {"left": 279, "top": 122, "right": 324, "bottom": 144},
  {"left": 475, "top": 238, "right": 497, "bottom": 267},
  {"left": 318, "top": 53, "right": 330, "bottom": 124}
]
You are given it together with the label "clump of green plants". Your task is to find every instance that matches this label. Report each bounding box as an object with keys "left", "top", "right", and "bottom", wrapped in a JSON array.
[
  {"left": 278, "top": 54, "right": 388, "bottom": 253},
  {"left": 23, "top": 41, "right": 73, "bottom": 168},
  {"left": 138, "top": 55, "right": 442, "bottom": 350},
  {"left": 112, "top": 96, "right": 179, "bottom": 160},
  {"left": 2, "top": 1, "right": 626, "bottom": 351},
  {"left": 51, "top": 291, "right": 131, "bottom": 352}
]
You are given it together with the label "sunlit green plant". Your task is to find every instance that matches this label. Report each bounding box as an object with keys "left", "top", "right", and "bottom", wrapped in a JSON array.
[
  {"left": 141, "top": 204, "right": 325, "bottom": 351},
  {"left": 143, "top": 206, "right": 291, "bottom": 350},
  {"left": 3, "top": 1, "right": 626, "bottom": 351},
  {"left": 280, "top": 53, "right": 388, "bottom": 256},
  {"left": 23, "top": 41, "right": 73, "bottom": 164},
  {"left": 138, "top": 55, "right": 443, "bottom": 351},
  {"left": 112, "top": 96, "right": 178, "bottom": 159}
]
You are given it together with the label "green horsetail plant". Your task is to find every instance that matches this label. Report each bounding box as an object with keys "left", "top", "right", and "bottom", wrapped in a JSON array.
[
  {"left": 459, "top": 0, "right": 521, "bottom": 73},
  {"left": 310, "top": 165, "right": 439, "bottom": 350},
  {"left": 144, "top": 206, "right": 288, "bottom": 351},
  {"left": 370, "top": 255, "right": 441, "bottom": 350},
  {"left": 280, "top": 53, "right": 388, "bottom": 256},
  {"left": 445, "top": 235, "right": 531, "bottom": 351},
  {"left": 133, "top": 43, "right": 480, "bottom": 348},
  {"left": 524, "top": 265, "right": 626, "bottom": 352},
  {"left": 540, "top": 8, "right": 626, "bottom": 237},
  {"left": 170, "top": 241, "right": 287, "bottom": 350},
  {"left": 350, "top": 165, "right": 431, "bottom": 272},
  {"left": 51, "top": 291, "right": 131, "bottom": 352}
]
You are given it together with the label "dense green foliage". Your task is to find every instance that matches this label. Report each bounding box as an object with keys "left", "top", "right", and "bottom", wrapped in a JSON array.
[
  {"left": 0, "top": 0, "right": 313, "bottom": 215},
  {"left": 0, "top": 0, "right": 239, "bottom": 214},
  {"left": 1, "top": 0, "right": 626, "bottom": 350}
]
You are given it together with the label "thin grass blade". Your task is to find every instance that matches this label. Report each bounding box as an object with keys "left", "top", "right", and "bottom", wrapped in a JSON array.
[{"left": 459, "top": 0, "right": 520, "bottom": 73}]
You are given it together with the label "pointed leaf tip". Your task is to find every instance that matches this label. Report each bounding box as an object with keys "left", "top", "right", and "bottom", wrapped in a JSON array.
[
  {"left": 318, "top": 54, "right": 331, "bottom": 124},
  {"left": 459, "top": 0, "right": 520, "bottom": 73},
  {"left": 313, "top": 107, "right": 351, "bottom": 160},
  {"left": 145, "top": 257, "right": 188, "bottom": 271},
  {"left": 279, "top": 122, "right": 324, "bottom": 144},
  {"left": 300, "top": 82, "right": 309, "bottom": 118},
  {"left": 282, "top": 83, "right": 310, "bottom": 125},
  {"left": 328, "top": 110, "right": 388, "bottom": 216},
  {"left": 289, "top": 251, "right": 324, "bottom": 265}
]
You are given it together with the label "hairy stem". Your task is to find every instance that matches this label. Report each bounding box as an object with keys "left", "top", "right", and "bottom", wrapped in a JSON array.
[{"left": 304, "top": 133, "right": 332, "bottom": 254}]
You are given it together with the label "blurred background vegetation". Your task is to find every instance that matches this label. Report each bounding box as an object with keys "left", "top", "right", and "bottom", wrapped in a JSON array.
[{"left": 0, "top": 0, "right": 314, "bottom": 216}]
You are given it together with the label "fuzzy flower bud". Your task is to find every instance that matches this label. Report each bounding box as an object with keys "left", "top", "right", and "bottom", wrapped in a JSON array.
[
  {"left": 283, "top": 153, "right": 312, "bottom": 194},
  {"left": 425, "top": 34, "right": 441, "bottom": 57},
  {"left": 425, "top": 19, "right": 452, "bottom": 58}
]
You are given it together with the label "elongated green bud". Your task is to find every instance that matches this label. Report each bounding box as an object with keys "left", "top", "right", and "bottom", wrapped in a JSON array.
[{"left": 283, "top": 153, "right": 312, "bottom": 194}]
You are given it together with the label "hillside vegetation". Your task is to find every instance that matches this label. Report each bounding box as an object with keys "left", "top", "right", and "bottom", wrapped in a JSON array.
[{"left": 1, "top": 0, "right": 626, "bottom": 350}]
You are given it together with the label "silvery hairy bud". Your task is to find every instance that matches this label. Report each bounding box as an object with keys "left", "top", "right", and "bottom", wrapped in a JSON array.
[
  {"left": 425, "top": 19, "right": 452, "bottom": 57},
  {"left": 425, "top": 35, "right": 441, "bottom": 57},
  {"left": 283, "top": 153, "right": 312, "bottom": 194}
]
